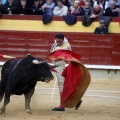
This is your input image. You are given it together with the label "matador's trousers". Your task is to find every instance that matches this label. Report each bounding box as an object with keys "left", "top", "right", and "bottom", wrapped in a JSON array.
[{"left": 54, "top": 60, "right": 65, "bottom": 93}]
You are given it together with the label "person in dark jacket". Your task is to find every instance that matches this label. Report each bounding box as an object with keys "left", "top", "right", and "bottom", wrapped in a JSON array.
[
  {"left": 0, "top": 0, "right": 4, "bottom": 13},
  {"left": 4, "top": 0, "right": 18, "bottom": 14},
  {"left": 61, "top": 0, "right": 70, "bottom": 8},
  {"left": 80, "top": 1, "right": 92, "bottom": 16},
  {"left": 94, "top": 19, "right": 108, "bottom": 34},
  {"left": 17, "top": 0, "right": 29, "bottom": 15},
  {"left": 104, "top": 0, "right": 120, "bottom": 17},
  {"left": 26, "top": 0, "right": 34, "bottom": 8},
  {"left": 30, "top": 0, "right": 43, "bottom": 15}
]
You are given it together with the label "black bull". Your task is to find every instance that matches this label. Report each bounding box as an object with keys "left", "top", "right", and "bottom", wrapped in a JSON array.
[{"left": 0, "top": 56, "right": 54, "bottom": 114}]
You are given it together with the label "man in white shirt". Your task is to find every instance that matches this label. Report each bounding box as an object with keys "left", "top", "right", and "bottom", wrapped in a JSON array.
[{"left": 53, "top": 0, "right": 68, "bottom": 16}]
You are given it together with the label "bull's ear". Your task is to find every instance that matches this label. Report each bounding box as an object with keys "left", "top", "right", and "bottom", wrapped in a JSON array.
[
  {"left": 48, "top": 63, "right": 59, "bottom": 68},
  {"left": 32, "top": 60, "right": 46, "bottom": 64}
]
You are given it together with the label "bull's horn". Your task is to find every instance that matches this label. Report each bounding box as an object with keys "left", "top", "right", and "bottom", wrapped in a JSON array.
[
  {"left": 32, "top": 60, "right": 46, "bottom": 64},
  {"left": 48, "top": 63, "right": 59, "bottom": 68}
]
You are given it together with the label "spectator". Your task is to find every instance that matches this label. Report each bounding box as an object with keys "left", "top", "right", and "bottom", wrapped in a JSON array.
[
  {"left": 69, "top": 0, "right": 74, "bottom": 6},
  {"left": 94, "top": 19, "right": 108, "bottom": 34},
  {"left": 90, "top": 4, "right": 103, "bottom": 18},
  {"left": 61, "top": 0, "right": 70, "bottom": 7},
  {"left": 94, "top": 0, "right": 109, "bottom": 12},
  {"left": 17, "top": 0, "right": 29, "bottom": 15},
  {"left": 80, "top": 1, "right": 92, "bottom": 16},
  {"left": 42, "top": 0, "right": 55, "bottom": 16},
  {"left": 108, "top": 0, "right": 120, "bottom": 7},
  {"left": 30, "top": 0, "right": 43, "bottom": 15},
  {"left": 68, "top": 0, "right": 81, "bottom": 16},
  {"left": 14, "top": 0, "right": 20, "bottom": 4},
  {"left": 0, "top": 0, "right": 4, "bottom": 13},
  {"left": 53, "top": 0, "right": 68, "bottom": 16},
  {"left": 86, "top": 0, "right": 94, "bottom": 8},
  {"left": 69, "top": 0, "right": 85, "bottom": 8},
  {"left": 115, "top": 0, "right": 120, "bottom": 7},
  {"left": 4, "top": 0, "right": 18, "bottom": 14},
  {"left": 104, "top": 0, "right": 120, "bottom": 16},
  {"left": 1, "top": 0, "right": 7, "bottom": 5},
  {"left": 39, "top": 0, "right": 46, "bottom": 6},
  {"left": 79, "top": 0, "right": 85, "bottom": 8},
  {"left": 26, "top": 0, "right": 34, "bottom": 8}
]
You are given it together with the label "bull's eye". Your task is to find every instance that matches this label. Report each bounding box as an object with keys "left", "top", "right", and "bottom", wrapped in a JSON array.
[{"left": 40, "top": 66, "right": 46, "bottom": 71}]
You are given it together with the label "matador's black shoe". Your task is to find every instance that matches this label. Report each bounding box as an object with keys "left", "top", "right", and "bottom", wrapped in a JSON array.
[
  {"left": 75, "top": 100, "right": 83, "bottom": 110},
  {"left": 52, "top": 107, "right": 65, "bottom": 111}
]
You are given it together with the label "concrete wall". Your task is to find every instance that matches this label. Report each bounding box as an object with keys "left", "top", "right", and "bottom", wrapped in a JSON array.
[{"left": 89, "top": 69, "right": 120, "bottom": 80}]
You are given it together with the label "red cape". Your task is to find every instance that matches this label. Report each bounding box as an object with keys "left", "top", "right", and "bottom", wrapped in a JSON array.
[
  {"left": 62, "top": 62, "right": 82, "bottom": 102},
  {"left": 0, "top": 54, "right": 3, "bottom": 58},
  {"left": 49, "top": 50, "right": 81, "bottom": 62},
  {"left": 49, "top": 50, "right": 82, "bottom": 105}
]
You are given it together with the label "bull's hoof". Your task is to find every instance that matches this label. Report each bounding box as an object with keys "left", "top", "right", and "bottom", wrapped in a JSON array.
[
  {"left": 25, "top": 109, "right": 32, "bottom": 114},
  {"left": 0, "top": 109, "right": 5, "bottom": 114}
]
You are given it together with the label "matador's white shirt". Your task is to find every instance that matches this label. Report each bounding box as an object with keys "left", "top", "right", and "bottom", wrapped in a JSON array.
[{"left": 50, "top": 38, "right": 71, "bottom": 52}]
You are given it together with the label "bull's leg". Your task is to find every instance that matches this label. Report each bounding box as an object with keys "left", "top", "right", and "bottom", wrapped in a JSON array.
[
  {"left": 24, "top": 88, "right": 35, "bottom": 113},
  {"left": 0, "top": 90, "right": 11, "bottom": 114},
  {"left": 0, "top": 82, "right": 4, "bottom": 102},
  {"left": 0, "top": 92, "right": 4, "bottom": 103}
]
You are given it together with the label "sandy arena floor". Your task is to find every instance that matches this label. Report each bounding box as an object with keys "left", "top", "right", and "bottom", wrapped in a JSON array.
[{"left": 0, "top": 79, "right": 120, "bottom": 120}]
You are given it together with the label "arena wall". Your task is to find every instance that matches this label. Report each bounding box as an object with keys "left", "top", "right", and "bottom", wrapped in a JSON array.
[{"left": 0, "top": 15, "right": 120, "bottom": 79}]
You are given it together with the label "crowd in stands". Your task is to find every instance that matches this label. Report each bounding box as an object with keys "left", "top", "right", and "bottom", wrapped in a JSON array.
[{"left": 0, "top": 0, "right": 119, "bottom": 17}]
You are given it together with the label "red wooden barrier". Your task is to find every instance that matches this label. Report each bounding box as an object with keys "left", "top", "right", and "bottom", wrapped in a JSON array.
[{"left": 0, "top": 31, "right": 120, "bottom": 65}]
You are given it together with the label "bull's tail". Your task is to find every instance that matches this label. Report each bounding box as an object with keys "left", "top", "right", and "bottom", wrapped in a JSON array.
[{"left": 0, "top": 81, "right": 4, "bottom": 102}]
